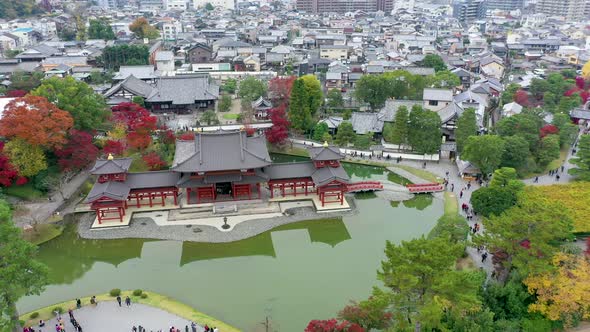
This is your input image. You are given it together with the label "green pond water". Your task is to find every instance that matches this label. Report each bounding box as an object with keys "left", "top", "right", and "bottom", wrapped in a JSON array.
[{"left": 18, "top": 157, "right": 441, "bottom": 331}]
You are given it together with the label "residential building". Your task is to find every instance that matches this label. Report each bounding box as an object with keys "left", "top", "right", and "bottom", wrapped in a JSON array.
[
  {"left": 485, "top": 0, "right": 523, "bottom": 11},
  {"left": 296, "top": 0, "right": 394, "bottom": 14},
  {"left": 452, "top": 0, "right": 486, "bottom": 23},
  {"left": 140, "top": 0, "right": 163, "bottom": 10},
  {"left": 423, "top": 88, "right": 454, "bottom": 112},
  {"left": 163, "top": 0, "right": 188, "bottom": 10},
  {"left": 162, "top": 20, "right": 183, "bottom": 41},
  {"left": 186, "top": 44, "right": 213, "bottom": 63},
  {"left": 97, "top": 0, "right": 118, "bottom": 8},
  {"left": 320, "top": 45, "right": 349, "bottom": 61},
  {"left": 536, "top": 0, "right": 590, "bottom": 22},
  {"left": 192, "top": 0, "right": 235, "bottom": 10},
  {"left": 0, "top": 33, "right": 20, "bottom": 54},
  {"left": 155, "top": 51, "right": 175, "bottom": 72}
]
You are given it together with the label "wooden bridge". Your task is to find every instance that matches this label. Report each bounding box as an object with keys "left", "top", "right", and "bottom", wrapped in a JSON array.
[
  {"left": 406, "top": 183, "right": 444, "bottom": 194},
  {"left": 346, "top": 181, "right": 384, "bottom": 193}
]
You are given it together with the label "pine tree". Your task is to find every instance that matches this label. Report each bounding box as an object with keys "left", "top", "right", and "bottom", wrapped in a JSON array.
[
  {"left": 455, "top": 108, "right": 478, "bottom": 153},
  {"left": 289, "top": 79, "right": 312, "bottom": 131},
  {"left": 389, "top": 106, "right": 409, "bottom": 146}
]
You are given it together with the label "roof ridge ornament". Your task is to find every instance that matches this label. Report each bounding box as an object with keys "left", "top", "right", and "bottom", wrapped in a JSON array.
[
  {"left": 323, "top": 141, "right": 329, "bottom": 147},
  {"left": 107, "top": 153, "right": 114, "bottom": 160}
]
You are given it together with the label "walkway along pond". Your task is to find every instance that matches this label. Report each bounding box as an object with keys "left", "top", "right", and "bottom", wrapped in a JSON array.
[{"left": 18, "top": 160, "right": 443, "bottom": 331}]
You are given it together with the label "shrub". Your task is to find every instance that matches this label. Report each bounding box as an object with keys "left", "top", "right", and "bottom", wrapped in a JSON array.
[
  {"left": 109, "top": 288, "right": 121, "bottom": 296},
  {"left": 29, "top": 312, "right": 39, "bottom": 319},
  {"left": 132, "top": 289, "right": 143, "bottom": 296},
  {"left": 19, "top": 320, "right": 25, "bottom": 327},
  {"left": 52, "top": 307, "right": 63, "bottom": 315},
  {"left": 140, "top": 293, "right": 148, "bottom": 299}
]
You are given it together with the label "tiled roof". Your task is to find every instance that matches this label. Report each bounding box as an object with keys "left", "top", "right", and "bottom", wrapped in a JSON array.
[
  {"left": 146, "top": 75, "right": 219, "bottom": 104},
  {"left": 90, "top": 158, "right": 133, "bottom": 175}
]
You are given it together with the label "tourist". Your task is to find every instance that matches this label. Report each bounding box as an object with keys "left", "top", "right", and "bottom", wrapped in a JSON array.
[
  {"left": 556, "top": 174, "right": 560, "bottom": 181},
  {"left": 191, "top": 322, "right": 197, "bottom": 332},
  {"left": 132, "top": 326, "right": 138, "bottom": 332},
  {"left": 561, "top": 165, "right": 565, "bottom": 172},
  {"left": 185, "top": 325, "right": 189, "bottom": 332},
  {"left": 459, "top": 190, "right": 463, "bottom": 198},
  {"left": 68, "top": 309, "right": 74, "bottom": 320},
  {"left": 422, "top": 162, "right": 426, "bottom": 169},
  {"left": 55, "top": 324, "right": 60, "bottom": 332},
  {"left": 138, "top": 325, "right": 143, "bottom": 332},
  {"left": 90, "top": 296, "right": 97, "bottom": 305},
  {"left": 117, "top": 295, "right": 122, "bottom": 307},
  {"left": 125, "top": 296, "right": 131, "bottom": 307},
  {"left": 534, "top": 176, "right": 539, "bottom": 183},
  {"left": 39, "top": 320, "right": 45, "bottom": 328},
  {"left": 467, "top": 182, "right": 471, "bottom": 190},
  {"left": 204, "top": 325, "right": 209, "bottom": 332},
  {"left": 213, "top": 327, "right": 219, "bottom": 332},
  {"left": 450, "top": 183, "right": 454, "bottom": 192},
  {"left": 76, "top": 298, "right": 81, "bottom": 309},
  {"left": 481, "top": 252, "right": 488, "bottom": 263}
]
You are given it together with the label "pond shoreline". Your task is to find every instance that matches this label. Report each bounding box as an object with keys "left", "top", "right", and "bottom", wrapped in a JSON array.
[{"left": 77, "top": 198, "right": 360, "bottom": 242}]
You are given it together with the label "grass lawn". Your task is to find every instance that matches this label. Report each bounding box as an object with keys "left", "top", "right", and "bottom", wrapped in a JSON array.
[
  {"left": 443, "top": 191, "right": 458, "bottom": 217},
  {"left": 521, "top": 147, "right": 569, "bottom": 178},
  {"left": 396, "top": 165, "right": 443, "bottom": 183},
  {"left": 19, "top": 290, "right": 240, "bottom": 332},
  {"left": 222, "top": 113, "right": 239, "bottom": 120},
  {"left": 22, "top": 223, "right": 63, "bottom": 246},
  {"left": 3, "top": 183, "right": 45, "bottom": 200}
]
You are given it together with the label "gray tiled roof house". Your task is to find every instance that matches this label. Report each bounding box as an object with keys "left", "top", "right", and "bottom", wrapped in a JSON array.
[{"left": 146, "top": 75, "right": 219, "bottom": 105}]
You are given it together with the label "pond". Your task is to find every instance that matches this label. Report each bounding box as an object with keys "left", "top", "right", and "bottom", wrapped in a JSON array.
[{"left": 18, "top": 158, "right": 441, "bottom": 331}]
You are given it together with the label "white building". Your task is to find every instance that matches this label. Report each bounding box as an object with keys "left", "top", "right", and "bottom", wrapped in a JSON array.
[
  {"left": 192, "top": 0, "right": 235, "bottom": 10},
  {"left": 155, "top": 51, "right": 175, "bottom": 72},
  {"left": 162, "top": 20, "right": 183, "bottom": 41},
  {"left": 0, "top": 33, "right": 20, "bottom": 53},
  {"left": 164, "top": 0, "right": 188, "bottom": 10}
]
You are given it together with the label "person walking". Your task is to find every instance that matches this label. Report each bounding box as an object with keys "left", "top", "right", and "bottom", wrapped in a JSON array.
[
  {"left": 459, "top": 190, "right": 463, "bottom": 198},
  {"left": 116, "top": 295, "right": 122, "bottom": 307},
  {"left": 125, "top": 296, "right": 131, "bottom": 307},
  {"left": 68, "top": 309, "right": 74, "bottom": 320},
  {"left": 451, "top": 183, "right": 454, "bottom": 192},
  {"left": 481, "top": 252, "right": 488, "bottom": 263},
  {"left": 76, "top": 298, "right": 81, "bottom": 309},
  {"left": 534, "top": 176, "right": 539, "bottom": 183}
]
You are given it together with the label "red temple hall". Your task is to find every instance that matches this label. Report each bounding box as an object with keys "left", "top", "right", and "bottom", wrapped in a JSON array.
[{"left": 85, "top": 131, "right": 351, "bottom": 224}]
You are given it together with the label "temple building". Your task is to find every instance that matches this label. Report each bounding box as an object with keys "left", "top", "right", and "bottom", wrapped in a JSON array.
[{"left": 85, "top": 130, "right": 354, "bottom": 225}]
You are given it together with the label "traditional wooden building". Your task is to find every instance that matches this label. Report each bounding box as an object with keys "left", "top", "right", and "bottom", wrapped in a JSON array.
[{"left": 85, "top": 131, "right": 352, "bottom": 224}]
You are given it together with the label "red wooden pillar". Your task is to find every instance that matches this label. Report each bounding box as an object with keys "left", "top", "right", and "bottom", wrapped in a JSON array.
[
  {"left": 136, "top": 194, "right": 140, "bottom": 208},
  {"left": 97, "top": 209, "right": 102, "bottom": 224},
  {"left": 293, "top": 182, "right": 297, "bottom": 197},
  {"left": 119, "top": 207, "right": 123, "bottom": 222},
  {"left": 269, "top": 183, "right": 274, "bottom": 198},
  {"left": 173, "top": 190, "right": 178, "bottom": 205},
  {"left": 257, "top": 183, "right": 261, "bottom": 199},
  {"left": 148, "top": 193, "right": 153, "bottom": 207},
  {"left": 186, "top": 188, "right": 191, "bottom": 205},
  {"left": 232, "top": 183, "right": 236, "bottom": 200},
  {"left": 340, "top": 189, "right": 344, "bottom": 205},
  {"left": 305, "top": 182, "right": 308, "bottom": 196},
  {"left": 281, "top": 183, "right": 285, "bottom": 197}
]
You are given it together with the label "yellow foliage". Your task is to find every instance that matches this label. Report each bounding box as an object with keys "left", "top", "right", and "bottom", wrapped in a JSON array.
[
  {"left": 107, "top": 122, "right": 127, "bottom": 140},
  {"left": 529, "top": 183, "right": 590, "bottom": 233},
  {"left": 525, "top": 253, "right": 590, "bottom": 326}
]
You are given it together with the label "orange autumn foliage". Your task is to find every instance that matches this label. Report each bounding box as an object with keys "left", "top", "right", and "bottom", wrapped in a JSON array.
[{"left": 0, "top": 96, "right": 74, "bottom": 150}]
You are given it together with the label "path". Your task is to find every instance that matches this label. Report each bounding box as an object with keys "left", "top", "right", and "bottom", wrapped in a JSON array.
[
  {"left": 13, "top": 171, "right": 90, "bottom": 227},
  {"left": 39, "top": 301, "right": 207, "bottom": 332}
]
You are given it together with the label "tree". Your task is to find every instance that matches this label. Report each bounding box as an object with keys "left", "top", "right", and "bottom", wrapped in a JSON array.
[
  {"left": 421, "top": 54, "right": 447, "bottom": 72},
  {"left": 87, "top": 18, "right": 116, "bottom": 40},
  {"left": 305, "top": 319, "right": 364, "bottom": 332},
  {"left": 570, "top": 134, "right": 590, "bottom": 180},
  {"left": 31, "top": 76, "right": 110, "bottom": 131},
  {"left": 428, "top": 214, "right": 469, "bottom": 244},
  {"left": 218, "top": 94, "right": 232, "bottom": 112},
  {"left": 0, "top": 96, "right": 73, "bottom": 150},
  {"left": 205, "top": 2, "right": 214, "bottom": 10},
  {"left": 384, "top": 106, "right": 409, "bottom": 146},
  {"left": 552, "top": 113, "right": 578, "bottom": 147},
  {"left": 474, "top": 188, "right": 574, "bottom": 276},
  {"left": 489, "top": 167, "right": 519, "bottom": 188},
  {"left": 408, "top": 106, "right": 441, "bottom": 154},
  {"left": 495, "top": 113, "right": 543, "bottom": 153},
  {"left": 525, "top": 253, "right": 590, "bottom": 327},
  {"left": 455, "top": 108, "right": 477, "bottom": 153},
  {"left": 513, "top": 90, "right": 530, "bottom": 107},
  {"left": 4, "top": 138, "right": 47, "bottom": 178},
  {"left": 354, "top": 133, "right": 373, "bottom": 149},
  {"left": 529, "top": 78, "right": 551, "bottom": 98},
  {"left": 142, "top": 152, "right": 166, "bottom": 171},
  {"left": 0, "top": 142, "right": 22, "bottom": 187},
  {"left": 313, "top": 122, "right": 329, "bottom": 142},
  {"left": 220, "top": 78, "right": 237, "bottom": 94},
  {"left": 55, "top": 130, "right": 99, "bottom": 172},
  {"left": 238, "top": 76, "right": 267, "bottom": 102},
  {"left": 129, "top": 17, "right": 160, "bottom": 39},
  {"left": 99, "top": 45, "right": 150, "bottom": 70},
  {"left": 462, "top": 135, "right": 506, "bottom": 177},
  {"left": 102, "top": 140, "right": 126, "bottom": 156},
  {"left": 536, "top": 134, "right": 560, "bottom": 167},
  {"left": 501, "top": 83, "right": 520, "bottom": 105},
  {"left": 426, "top": 70, "right": 460, "bottom": 88},
  {"left": 8, "top": 71, "right": 43, "bottom": 92},
  {"left": 268, "top": 76, "right": 296, "bottom": 106},
  {"left": 266, "top": 105, "right": 290, "bottom": 146},
  {"left": 111, "top": 102, "right": 155, "bottom": 131},
  {"left": 200, "top": 110, "right": 219, "bottom": 126},
  {"left": 376, "top": 236, "right": 482, "bottom": 331},
  {"left": 354, "top": 75, "right": 389, "bottom": 110},
  {"left": 300, "top": 75, "right": 323, "bottom": 115},
  {"left": 0, "top": 0, "right": 43, "bottom": 19},
  {"left": 335, "top": 122, "right": 355, "bottom": 146},
  {"left": 326, "top": 89, "right": 344, "bottom": 109},
  {"left": 471, "top": 186, "right": 518, "bottom": 217},
  {"left": 0, "top": 203, "right": 48, "bottom": 331},
  {"left": 289, "top": 79, "right": 313, "bottom": 131},
  {"left": 500, "top": 135, "right": 530, "bottom": 170},
  {"left": 338, "top": 298, "right": 392, "bottom": 330},
  {"left": 132, "top": 96, "right": 145, "bottom": 107}
]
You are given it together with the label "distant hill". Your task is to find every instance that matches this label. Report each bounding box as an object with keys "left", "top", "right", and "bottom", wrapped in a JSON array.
[{"left": 0, "top": 0, "right": 44, "bottom": 19}]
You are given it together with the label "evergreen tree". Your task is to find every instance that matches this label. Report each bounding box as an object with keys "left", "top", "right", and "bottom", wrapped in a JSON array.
[
  {"left": 388, "top": 106, "right": 409, "bottom": 146},
  {"left": 289, "top": 79, "right": 312, "bottom": 131},
  {"left": 408, "top": 106, "right": 442, "bottom": 154},
  {"left": 455, "top": 108, "right": 478, "bottom": 153},
  {"left": 335, "top": 122, "right": 355, "bottom": 146},
  {"left": 569, "top": 134, "right": 590, "bottom": 180}
]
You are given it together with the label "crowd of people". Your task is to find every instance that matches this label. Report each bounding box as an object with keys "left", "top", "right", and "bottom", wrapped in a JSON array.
[{"left": 131, "top": 321, "right": 218, "bottom": 332}]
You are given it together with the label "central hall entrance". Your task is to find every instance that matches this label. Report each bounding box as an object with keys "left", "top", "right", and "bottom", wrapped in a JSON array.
[{"left": 215, "top": 182, "right": 232, "bottom": 197}]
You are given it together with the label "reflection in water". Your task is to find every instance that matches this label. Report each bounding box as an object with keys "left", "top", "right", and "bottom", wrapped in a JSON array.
[
  {"left": 37, "top": 218, "right": 147, "bottom": 285},
  {"left": 402, "top": 194, "right": 434, "bottom": 211}
]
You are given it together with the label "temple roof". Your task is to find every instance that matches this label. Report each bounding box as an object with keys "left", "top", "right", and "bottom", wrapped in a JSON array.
[
  {"left": 307, "top": 145, "right": 344, "bottom": 161},
  {"left": 264, "top": 161, "right": 349, "bottom": 187},
  {"left": 311, "top": 165, "right": 349, "bottom": 187},
  {"left": 90, "top": 158, "right": 133, "bottom": 175},
  {"left": 171, "top": 131, "right": 272, "bottom": 173},
  {"left": 85, "top": 180, "right": 131, "bottom": 202}
]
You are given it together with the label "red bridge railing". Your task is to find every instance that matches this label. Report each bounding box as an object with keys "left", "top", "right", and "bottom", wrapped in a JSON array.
[
  {"left": 346, "top": 181, "right": 384, "bottom": 192},
  {"left": 406, "top": 183, "right": 444, "bottom": 193}
]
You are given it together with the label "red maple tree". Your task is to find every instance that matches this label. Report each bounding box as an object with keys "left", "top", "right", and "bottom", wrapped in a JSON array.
[
  {"left": 268, "top": 76, "right": 296, "bottom": 106},
  {"left": 159, "top": 129, "right": 176, "bottom": 145},
  {"left": 0, "top": 141, "right": 21, "bottom": 187},
  {"left": 305, "top": 319, "right": 365, "bottom": 332},
  {"left": 112, "top": 102, "right": 157, "bottom": 151},
  {"left": 112, "top": 102, "right": 154, "bottom": 129},
  {"left": 6, "top": 90, "right": 27, "bottom": 97},
  {"left": 266, "top": 104, "right": 290, "bottom": 146},
  {"left": 55, "top": 130, "right": 99, "bottom": 171},
  {"left": 127, "top": 131, "right": 152, "bottom": 150},
  {"left": 142, "top": 152, "right": 166, "bottom": 171},
  {"left": 513, "top": 90, "right": 530, "bottom": 107},
  {"left": 0, "top": 95, "right": 74, "bottom": 149},
  {"left": 102, "top": 140, "right": 126, "bottom": 156},
  {"left": 539, "top": 124, "right": 559, "bottom": 138}
]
